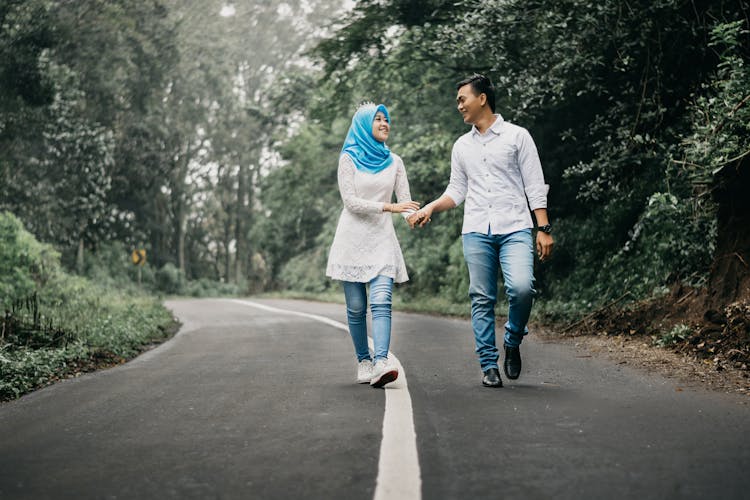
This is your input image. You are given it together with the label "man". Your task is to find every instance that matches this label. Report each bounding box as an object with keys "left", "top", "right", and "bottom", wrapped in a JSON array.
[{"left": 409, "top": 74, "right": 553, "bottom": 388}]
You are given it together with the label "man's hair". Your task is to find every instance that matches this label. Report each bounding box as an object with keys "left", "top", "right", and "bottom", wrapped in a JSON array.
[{"left": 456, "top": 74, "right": 496, "bottom": 113}]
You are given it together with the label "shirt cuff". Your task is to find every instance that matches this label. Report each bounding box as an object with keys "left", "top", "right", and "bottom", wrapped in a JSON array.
[
  {"left": 525, "top": 184, "right": 549, "bottom": 210},
  {"left": 443, "top": 188, "right": 465, "bottom": 207}
]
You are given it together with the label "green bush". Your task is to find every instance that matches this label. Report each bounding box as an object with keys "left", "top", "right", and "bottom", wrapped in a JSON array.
[
  {"left": 278, "top": 247, "right": 332, "bottom": 293},
  {"left": 155, "top": 262, "right": 184, "bottom": 294},
  {"left": 0, "top": 213, "right": 176, "bottom": 400},
  {"left": 84, "top": 241, "right": 155, "bottom": 291},
  {"left": 184, "top": 278, "right": 242, "bottom": 297},
  {"left": 655, "top": 323, "right": 693, "bottom": 347},
  {"left": 603, "top": 192, "right": 716, "bottom": 297},
  {"left": 0, "top": 343, "right": 89, "bottom": 399},
  {"left": 0, "top": 211, "right": 60, "bottom": 307}
]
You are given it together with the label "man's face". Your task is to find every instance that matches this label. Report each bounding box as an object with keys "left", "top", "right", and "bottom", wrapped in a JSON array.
[{"left": 456, "top": 84, "right": 484, "bottom": 125}]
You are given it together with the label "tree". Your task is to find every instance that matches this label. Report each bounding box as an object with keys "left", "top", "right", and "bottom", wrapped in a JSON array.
[
  {"left": 680, "top": 20, "right": 750, "bottom": 306},
  {"left": 2, "top": 0, "right": 179, "bottom": 272},
  {"left": 267, "top": 0, "right": 750, "bottom": 311}
]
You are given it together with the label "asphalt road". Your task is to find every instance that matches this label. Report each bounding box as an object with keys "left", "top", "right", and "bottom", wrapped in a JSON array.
[{"left": 1, "top": 298, "right": 748, "bottom": 500}]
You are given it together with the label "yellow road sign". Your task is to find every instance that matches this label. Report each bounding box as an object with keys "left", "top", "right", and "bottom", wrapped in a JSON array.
[{"left": 131, "top": 249, "right": 146, "bottom": 266}]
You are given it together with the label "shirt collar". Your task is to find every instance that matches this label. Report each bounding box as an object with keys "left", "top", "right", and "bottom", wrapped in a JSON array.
[{"left": 471, "top": 113, "right": 505, "bottom": 137}]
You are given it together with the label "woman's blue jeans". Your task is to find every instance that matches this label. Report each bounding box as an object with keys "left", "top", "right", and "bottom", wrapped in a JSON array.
[
  {"left": 342, "top": 275, "right": 393, "bottom": 362},
  {"left": 463, "top": 229, "right": 536, "bottom": 371}
]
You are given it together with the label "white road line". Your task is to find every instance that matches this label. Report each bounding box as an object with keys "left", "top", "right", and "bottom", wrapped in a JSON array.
[{"left": 229, "top": 299, "right": 422, "bottom": 500}]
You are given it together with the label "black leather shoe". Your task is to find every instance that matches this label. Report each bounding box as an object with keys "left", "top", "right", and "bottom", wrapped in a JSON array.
[
  {"left": 504, "top": 344, "right": 522, "bottom": 380},
  {"left": 482, "top": 368, "right": 503, "bottom": 387}
]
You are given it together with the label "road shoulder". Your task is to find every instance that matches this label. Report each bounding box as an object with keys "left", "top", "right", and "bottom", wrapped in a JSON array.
[{"left": 536, "top": 328, "right": 750, "bottom": 398}]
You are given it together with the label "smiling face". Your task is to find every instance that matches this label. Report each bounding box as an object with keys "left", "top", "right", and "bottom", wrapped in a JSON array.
[
  {"left": 456, "top": 83, "right": 486, "bottom": 125},
  {"left": 372, "top": 111, "right": 390, "bottom": 142}
]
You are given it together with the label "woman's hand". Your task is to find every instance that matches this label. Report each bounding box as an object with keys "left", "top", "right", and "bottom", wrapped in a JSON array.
[{"left": 384, "top": 201, "right": 421, "bottom": 213}]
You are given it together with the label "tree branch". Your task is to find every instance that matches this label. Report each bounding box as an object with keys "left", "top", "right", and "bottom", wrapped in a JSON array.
[{"left": 561, "top": 292, "right": 633, "bottom": 334}]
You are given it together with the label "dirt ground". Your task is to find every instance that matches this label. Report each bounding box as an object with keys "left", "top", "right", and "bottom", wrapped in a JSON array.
[
  {"left": 538, "top": 286, "right": 750, "bottom": 398},
  {"left": 540, "top": 330, "right": 749, "bottom": 397}
]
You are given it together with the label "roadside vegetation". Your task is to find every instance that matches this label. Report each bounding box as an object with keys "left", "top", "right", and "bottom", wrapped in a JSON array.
[
  {"left": 0, "top": 212, "right": 177, "bottom": 400},
  {"left": 2, "top": 0, "right": 748, "bottom": 398}
]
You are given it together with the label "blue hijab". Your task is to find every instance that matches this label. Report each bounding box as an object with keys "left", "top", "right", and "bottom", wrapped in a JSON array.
[{"left": 341, "top": 103, "right": 394, "bottom": 174}]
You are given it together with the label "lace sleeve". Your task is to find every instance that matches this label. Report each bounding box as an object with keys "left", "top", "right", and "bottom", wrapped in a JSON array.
[
  {"left": 338, "top": 154, "right": 385, "bottom": 214},
  {"left": 393, "top": 156, "right": 414, "bottom": 220}
]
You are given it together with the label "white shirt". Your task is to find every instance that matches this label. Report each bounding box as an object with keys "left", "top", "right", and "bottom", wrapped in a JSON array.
[
  {"left": 326, "top": 153, "right": 412, "bottom": 283},
  {"left": 443, "top": 114, "right": 549, "bottom": 235}
]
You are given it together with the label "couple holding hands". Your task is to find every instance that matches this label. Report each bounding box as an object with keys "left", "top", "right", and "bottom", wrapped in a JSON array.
[{"left": 326, "top": 74, "right": 554, "bottom": 388}]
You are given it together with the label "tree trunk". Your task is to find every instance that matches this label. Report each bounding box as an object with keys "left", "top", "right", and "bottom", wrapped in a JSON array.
[
  {"left": 235, "top": 162, "right": 248, "bottom": 283},
  {"left": 224, "top": 211, "right": 232, "bottom": 282},
  {"left": 76, "top": 237, "right": 84, "bottom": 274},
  {"left": 173, "top": 144, "right": 194, "bottom": 279},
  {"left": 177, "top": 200, "right": 186, "bottom": 276},
  {"left": 246, "top": 167, "right": 255, "bottom": 282},
  {"left": 224, "top": 240, "right": 231, "bottom": 283},
  {"left": 707, "top": 163, "right": 750, "bottom": 308}
]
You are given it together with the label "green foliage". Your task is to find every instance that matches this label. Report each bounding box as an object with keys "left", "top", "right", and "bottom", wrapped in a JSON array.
[
  {"left": 1, "top": 0, "right": 179, "bottom": 267},
  {"left": 82, "top": 241, "right": 152, "bottom": 290},
  {"left": 182, "top": 279, "right": 242, "bottom": 298},
  {"left": 0, "top": 343, "right": 89, "bottom": 400},
  {"left": 0, "top": 0, "right": 55, "bottom": 110},
  {"left": 4, "top": 0, "right": 750, "bottom": 333},
  {"left": 0, "top": 214, "right": 174, "bottom": 401},
  {"left": 252, "top": 119, "right": 345, "bottom": 283},
  {"left": 680, "top": 20, "right": 750, "bottom": 185},
  {"left": 609, "top": 193, "right": 716, "bottom": 290},
  {"left": 155, "top": 263, "right": 184, "bottom": 295},
  {"left": 279, "top": 247, "right": 332, "bottom": 294},
  {"left": 655, "top": 323, "right": 692, "bottom": 347},
  {"left": 0, "top": 212, "right": 59, "bottom": 308},
  {"left": 259, "top": 0, "right": 750, "bottom": 317}
]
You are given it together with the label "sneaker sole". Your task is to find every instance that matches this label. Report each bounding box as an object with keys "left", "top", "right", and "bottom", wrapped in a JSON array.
[
  {"left": 357, "top": 377, "right": 371, "bottom": 384},
  {"left": 370, "top": 369, "right": 398, "bottom": 388}
]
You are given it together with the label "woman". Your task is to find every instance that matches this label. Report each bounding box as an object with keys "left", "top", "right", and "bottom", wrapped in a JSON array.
[{"left": 326, "top": 102, "right": 419, "bottom": 388}]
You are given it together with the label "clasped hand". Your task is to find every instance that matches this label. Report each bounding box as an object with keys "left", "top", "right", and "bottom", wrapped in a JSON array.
[{"left": 407, "top": 207, "right": 432, "bottom": 228}]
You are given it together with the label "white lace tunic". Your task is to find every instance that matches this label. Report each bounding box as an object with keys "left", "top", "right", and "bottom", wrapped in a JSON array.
[{"left": 326, "top": 152, "right": 413, "bottom": 283}]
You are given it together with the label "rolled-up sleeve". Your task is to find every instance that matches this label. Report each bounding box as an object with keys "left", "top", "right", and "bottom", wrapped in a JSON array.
[
  {"left": 443, "top": 143, "right": 468, "bottom": 206},
  {"left": 518, "top": 129, "right": 548, "bottom": 210}
]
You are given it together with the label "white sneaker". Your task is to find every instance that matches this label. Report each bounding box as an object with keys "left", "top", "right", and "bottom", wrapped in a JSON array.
[
  {"left": 357, "top": 359, "right": 373, "bottom": 384},
  {"left": 370, "top": 359, "right": 399, "bottom": 388}
]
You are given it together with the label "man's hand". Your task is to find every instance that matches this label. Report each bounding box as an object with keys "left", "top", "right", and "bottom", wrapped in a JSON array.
[
  {"left": 536, "top": 232, "right": 554, "bottom": 262},
  {"left": 408, "top": 206, "right": 433, "bottom": 228}
]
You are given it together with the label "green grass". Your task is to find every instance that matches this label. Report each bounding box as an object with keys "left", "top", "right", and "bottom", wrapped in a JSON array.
[
  {"left": 1, "top": 280, "right": 178, "bottom": 401},
  {"left": 1, "top": 212, "right": 178, "bottom": 401}
]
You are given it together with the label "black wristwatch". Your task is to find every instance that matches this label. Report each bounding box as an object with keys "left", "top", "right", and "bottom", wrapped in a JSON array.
[{"left": 537, "top": 224, "right": 552, "bottom": 234}]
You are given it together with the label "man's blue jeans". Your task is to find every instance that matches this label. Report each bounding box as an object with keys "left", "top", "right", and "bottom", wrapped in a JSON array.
[
  {"left": 342, "top": 275, "right": 393, "bottom": 362},
  {"left": 463, "top": 229, "right": 536, "bottom": 371}
]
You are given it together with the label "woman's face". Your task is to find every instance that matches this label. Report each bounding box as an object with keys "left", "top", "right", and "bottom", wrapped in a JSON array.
[{"left": 372, "top": 111, "right": 390, "bottom": 143}]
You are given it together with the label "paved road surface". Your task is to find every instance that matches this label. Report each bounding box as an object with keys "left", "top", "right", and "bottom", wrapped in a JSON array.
[{"left": 1, "top": 298, "right": 748, "bottom": 499}]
